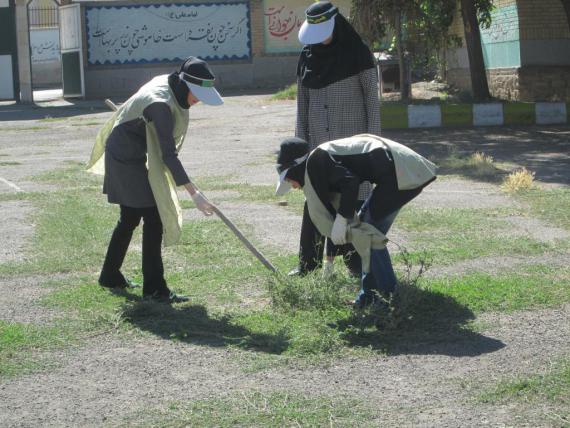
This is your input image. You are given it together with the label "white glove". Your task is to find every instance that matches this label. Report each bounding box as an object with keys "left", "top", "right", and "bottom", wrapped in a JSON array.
[
  {"left": 191, "top": 191, "right": 214, "bottom": 216},
  {"left": 331, "top": 214, "right": 348, "bottom": 245}
]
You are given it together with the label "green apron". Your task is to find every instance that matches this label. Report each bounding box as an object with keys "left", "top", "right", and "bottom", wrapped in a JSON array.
[{"left": 86, "top": 75, "right": 190, "bottom": 246}]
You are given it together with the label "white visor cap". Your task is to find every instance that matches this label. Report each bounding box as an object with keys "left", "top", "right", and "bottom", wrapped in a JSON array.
[
  {"left": 179, "top": 74, "right": 224, "bottom": 106},
  {"left": 298, "top": 14, "right": 336, "bottom": 45},
  {"left": 275, "top": 154, "right": 308, "bottom": 196},
  {"left": 275, "top": 168, "right": 293, "bottom": 196}
]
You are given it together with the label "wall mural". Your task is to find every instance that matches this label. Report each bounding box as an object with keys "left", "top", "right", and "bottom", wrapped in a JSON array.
[
  {"left": 85, "top": 2, "right": 251, "bottom": 65},
  {"left": 263, "top": 0, "right": 351, "bottom": 53},
  {"left": 30, "top": 28, "right": 60, "bottom": 63}
]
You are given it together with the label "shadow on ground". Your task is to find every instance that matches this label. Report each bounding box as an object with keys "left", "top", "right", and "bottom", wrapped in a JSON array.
[
  {"left": 388, "top": 126, "right": 570, "bottom": 186},
  {"left": 332, "top": 283, "right": 506, "bottom": 357},
  {"left": 0, "top": 102, "right": 109, "bottom": 121},
  {"left": 118, "top": 295, "right": 289, "bottom": 354},
  {"left": 111, "top": 282, "right": 504, "bottom": 358}
]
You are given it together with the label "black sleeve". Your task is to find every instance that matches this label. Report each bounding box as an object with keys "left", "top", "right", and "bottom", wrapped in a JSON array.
[
  {"left": 143, "top": 102, "right": 190, "bottom": 186},
  {"left": 308, "top": 149, "right": 360, "bottom": 219}
]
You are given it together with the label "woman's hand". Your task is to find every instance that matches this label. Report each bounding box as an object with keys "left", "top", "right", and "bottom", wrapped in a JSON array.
[{"left": 185, "top": 183, "right": 215, "bottom": 216}]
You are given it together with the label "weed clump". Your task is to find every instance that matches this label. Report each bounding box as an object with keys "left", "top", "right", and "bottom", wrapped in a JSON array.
[
  {"left": 438, "top": 149, "right": 500, "bottom": 179},
  {"left": 502, "top": 167, "right": 536, "bottom": 193},
  {"left": 468, "top": 151, "right": 497, "bottom": 177},
  {"left": 267, "top": 271, "right": 355, "bottom": 311}
]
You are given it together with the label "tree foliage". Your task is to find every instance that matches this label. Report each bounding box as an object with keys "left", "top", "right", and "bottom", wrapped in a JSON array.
[
  {"left": 351, "top": 0, "right": 459, "bottom": 99},
  {"left": 351, "top": 0, "right": 497, "bottom": 100}
]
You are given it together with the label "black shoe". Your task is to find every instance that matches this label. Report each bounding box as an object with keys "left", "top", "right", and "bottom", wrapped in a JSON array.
[
  {"left": 143, "top": 291, "right": 189, "bottom": 304},
  {"left": 99, "top": 278, "right": 140, "bottom": 289}
]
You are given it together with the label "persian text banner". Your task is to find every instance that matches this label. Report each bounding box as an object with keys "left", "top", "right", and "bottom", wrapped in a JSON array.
[
  {"left": 263, "top": 0, "right": 351, "bottom": 53},
  {"left": 86, "top": 2, "right": 251, "bottom": 65}
]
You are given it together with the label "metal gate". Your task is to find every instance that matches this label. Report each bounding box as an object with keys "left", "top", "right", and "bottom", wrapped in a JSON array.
[
  {"left": 0, "top": 0, "right": 19, "bottom": 101},
  {"left": 59, "top": 3, "right": 83, "bottom": 98}
]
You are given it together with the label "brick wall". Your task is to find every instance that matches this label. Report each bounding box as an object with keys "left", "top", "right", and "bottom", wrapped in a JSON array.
[
  {"left": 517, "top": 0, "right": 570, "bottom": 40},
  {"left": 518, "top": 66, "right": 570, "bottom": 101},
  {"left": 250, "top": 0, "right": 264, "bottom": 56},
  {"left": 488, "top": 68, "right": 519, "bottom": 100}
]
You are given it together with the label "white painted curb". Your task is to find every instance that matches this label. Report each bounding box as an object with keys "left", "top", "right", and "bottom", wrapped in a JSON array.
[
  {"left": 535, "top": 102, "right": 567, "bottom": 125},
  {"left": 473, "top": 103, "right": 504, "bottom": 126},
  {"left": 408, "top": 105, "right": 442, "bottom": 128}
]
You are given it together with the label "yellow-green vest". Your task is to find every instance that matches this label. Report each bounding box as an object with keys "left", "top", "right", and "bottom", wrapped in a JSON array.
[
  {"left": 304, "top": 134, "right": 437, "bottom": 272},
  {"left": 86, "top": 75, "right": 190, "bottom": 246}
]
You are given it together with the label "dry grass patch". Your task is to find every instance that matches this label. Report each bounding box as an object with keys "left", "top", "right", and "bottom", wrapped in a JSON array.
[{"left": 502, "top": 168, "right": 537, "bottom": 193}]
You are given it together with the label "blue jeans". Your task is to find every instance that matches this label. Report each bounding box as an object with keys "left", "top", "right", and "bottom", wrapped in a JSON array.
[{"left": 354, "top": 199, "right": 399, "bottom": 307}]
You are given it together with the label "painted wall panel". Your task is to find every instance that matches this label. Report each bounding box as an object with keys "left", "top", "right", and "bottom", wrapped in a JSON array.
[
  {"left": 30, "top": 28, "right": 60, "bottom": 63},
  {"left": 262, "top": 0, "right": 351, "bottom": 53},
  {"left": 85, "top": 2, "right": 251, "bottom": 65},
  {"left": 480, "top": 5, "right": 521, "bottom": 69}
]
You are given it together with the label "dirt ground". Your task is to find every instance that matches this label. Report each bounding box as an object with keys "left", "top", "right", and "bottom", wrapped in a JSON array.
[{"left": 0, "top": 94, "right": 569, "bottom": 427}]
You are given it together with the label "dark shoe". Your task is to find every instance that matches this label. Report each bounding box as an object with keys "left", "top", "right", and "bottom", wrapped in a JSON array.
[
  {"left": 143, "top": 291, "right": 189, "bottom": 304},
  {"left": 99, "top": 278, "right": 140, "bottom": 289},
  {"left": 352, "top": 294, "right": 377, "bottom": 310}
]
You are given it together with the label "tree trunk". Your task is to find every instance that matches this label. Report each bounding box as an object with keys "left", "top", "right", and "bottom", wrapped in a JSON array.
[
  {"left": 561, "top": 0, "right": 570, "bottom": 31},
  {"left": 460, "top": 0, "right": 491, "bottom": 101},
  {"left": 394, "top": 6, "right": 411, "bottom": 100}
]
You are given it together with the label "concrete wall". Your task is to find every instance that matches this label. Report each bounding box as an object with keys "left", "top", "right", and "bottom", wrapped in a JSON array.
[
  {"left": 83, "top": 55, "right": 299, "bottom": 98},
  {"left": 77, "top": 0, "right": 351, "bottom": 99}
]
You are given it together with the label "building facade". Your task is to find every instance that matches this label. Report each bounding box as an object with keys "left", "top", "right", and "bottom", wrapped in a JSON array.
[
  {"left": 56, "top": 0, "right": 351, "bottom": 98},
  {"left": 446, "top": 0, "right": 570, "bottom": 101}
]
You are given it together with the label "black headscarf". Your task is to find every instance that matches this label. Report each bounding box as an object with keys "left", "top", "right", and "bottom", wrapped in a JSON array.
[
  {"left": 168, "top": 72, "right": 190, "bottom": 109},
  {"left": 285, "top": 161, "right": 306, "bottom": 187},
  {"left": 296, "top": 13, "right": 375, "bottom": 89}
]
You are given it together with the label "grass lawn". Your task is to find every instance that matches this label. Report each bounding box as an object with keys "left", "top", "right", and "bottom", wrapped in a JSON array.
[
  {"left": 127, "top": 391, "right": 374, "bottom": 427},
  {"left": 479, "top": 358, "right": 570, "bottom": 424},
  {"left": 1, "top": 162, "right": 569, "bottom": 424}
]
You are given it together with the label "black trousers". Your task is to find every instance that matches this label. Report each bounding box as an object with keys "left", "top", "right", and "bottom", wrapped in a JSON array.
[
  {"left": 298, "top": 201, "right": 362, "bottom": 275},
  {"left": 99, "top": 205, "right": 169, "bottom": 296}
]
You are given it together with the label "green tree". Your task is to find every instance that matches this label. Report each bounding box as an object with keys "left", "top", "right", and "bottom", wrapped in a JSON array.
[
  {"left": 351, "top": 0, "right": 457, "bottom": 101},
  {"left": 460, "top": 0, "right": 494, "bottom": 101}
]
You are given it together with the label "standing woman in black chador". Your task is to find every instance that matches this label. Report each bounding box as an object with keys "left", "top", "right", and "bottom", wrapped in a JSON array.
[{"left": 285, "top": 1, "right": 382, "bottom": 278}]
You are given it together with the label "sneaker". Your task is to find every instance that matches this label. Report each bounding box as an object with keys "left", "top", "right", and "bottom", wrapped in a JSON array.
[
  {"left": 99, "top": 278, "right": 140, "bottom": 289},
  {"left": 143, "top": 291, "right": 189, "bottom": 304},
  {"left": 288, "top": 267, "right": 307, "bottom": 277}
]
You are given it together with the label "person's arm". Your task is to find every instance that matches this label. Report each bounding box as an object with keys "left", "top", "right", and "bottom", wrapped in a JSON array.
[
  {"left": 359, "top": 67, "right": 382, "bottom": 136},
  {"left": 144, "top": 102, "right": 213, "bottom": 215},
  {"left": 295, "top": 77, "right": 310, "bottom": 142},
  {"left": 310, "top": 149, "right": 360, "bottom": 219},
  {"left": 143, "top": 102, "right": 190, "bottom": 186}
]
